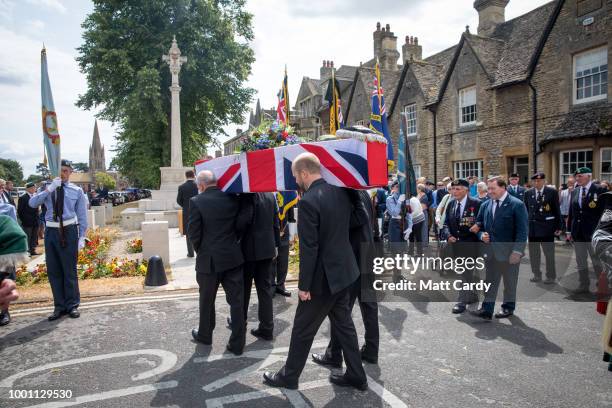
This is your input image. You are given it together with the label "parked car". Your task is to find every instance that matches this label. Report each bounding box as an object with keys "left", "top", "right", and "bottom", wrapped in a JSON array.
[{"left": 108, "top": 191, "right": 125, "bottom": 206}]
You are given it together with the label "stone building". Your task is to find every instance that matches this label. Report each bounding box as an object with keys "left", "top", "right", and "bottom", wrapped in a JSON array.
[
  {"left": 223, "top": 99, "right": 278, "bottom": 155},
  {"left": 384, "top": 0, "right": 611, "bottom": 185}
]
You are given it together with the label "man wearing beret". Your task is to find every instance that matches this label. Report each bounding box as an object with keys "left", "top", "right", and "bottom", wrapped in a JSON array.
[
  {"left": 18, "top": 182, "right": 40, "bottom": 256},
  {"left": 567, "top": 167, "right": 607, "bottom": 293},
  {"left": 442, "top": 178, "right": 482, "bottom": 314},
  {"left": 29, "top": 159, "right": 89, "bottom": 320},
  {"left": 524, "top": 172, "right": 562, "bottom": 284},
  {"left": 508, "top": 173, "right": 526, "bottom": 201}
]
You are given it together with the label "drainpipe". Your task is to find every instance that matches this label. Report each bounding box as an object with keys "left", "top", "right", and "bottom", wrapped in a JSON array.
[
  {"left": 528, "top": 80, "right": 538, "bottom": 174},
  {"left": 428, "top": 106, "right": 438, "bottom": 181}
]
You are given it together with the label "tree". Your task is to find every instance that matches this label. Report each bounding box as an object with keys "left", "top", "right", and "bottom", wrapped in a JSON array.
[
  {"left": 77, "top": 0, "right": 255, "bottom": 188},
  {"left": 72, "top": 162, "right": 89, "bottom": 173},
  {"left": 26, "top": 174, "right": 45, "bottom": 185},
  {"left": 95, "top": 172, "right": 116, "bottom": 190},
  {"left": 0, "top": 158, "right": 24, "bottom": 184},
  {"left": 36, "top": 162, "right": 51, "bottom": 180}
]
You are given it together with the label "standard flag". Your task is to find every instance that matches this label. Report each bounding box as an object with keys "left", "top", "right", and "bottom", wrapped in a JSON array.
[
  {"left": 277, "top": 67, "right": 290, "bottom": 124},
  {"left": 325, "top": 69, "right": 343, "bottom": 135},
  {"left": 41, "top": 47, "right": 61, "bottom": 177},
  {"left": 369, "top": 59, "right": 393, "bottom": 168},
  {"left": 276, "top": 191, "right": 298, "bottom": 222},
  {"left": 399, "top": 110, "right": 417, "bottom": 197}
]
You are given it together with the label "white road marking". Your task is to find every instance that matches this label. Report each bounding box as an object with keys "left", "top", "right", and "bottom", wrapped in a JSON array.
[
  {"left": 202, "top": 355, "right": 284, "bottom": 392},
  {"left": 193, "top": 340, "right": 329, "bottom": 364},
  {"left": 0, "top": 349, "right": 178, "bottom": 388},
  {"left": 22, "top": 381, "right": 178, "bottom": 408},
  {"left": 367, "top": 375, "right": 408, "bottom": 408}
]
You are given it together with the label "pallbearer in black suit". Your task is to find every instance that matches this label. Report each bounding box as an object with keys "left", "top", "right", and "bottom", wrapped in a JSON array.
[
  {"left": 508, "top": 173, "right": 526, "bottom": 201},
  {"left": 524, "top": 172, "right": 562, "bottom": 284},
  {"left": 274, "top": 194, "right": 295, "bottom": 297},
  {"left": 263, "top": 152, "right": 368, "bottom": 391},
  {"left": 312, "top": 189, "right": 380, "bottom": 367},
  {"left": 567, "top": 167, "right": 607, "bottom": 293},
  {"left": 188, "top": 170, "right": 247, "bottom": 355},
  {"left": 176, "top": 170, "right": 199, "bottom": 258},
  {"left": 240, "top": 192, "right": 280, "bottom": 341},
  {"left": 442, "top": 178, "right": 482, "bottom": 314}
]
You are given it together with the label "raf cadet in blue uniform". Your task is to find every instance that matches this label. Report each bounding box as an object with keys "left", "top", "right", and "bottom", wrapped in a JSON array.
[
  {"left": 29, "top": 160, "right": 88, "bottom": 321},
  {"left": 507, "top": 173, "right": 526, "bottom": 201}
]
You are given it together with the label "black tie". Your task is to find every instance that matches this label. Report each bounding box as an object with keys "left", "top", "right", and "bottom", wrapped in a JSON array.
[
  {"left": 455, "top": 202, "right": 462, "bottom": 222},
  {"left": 537, "top": 191, "right": 542, "bottom": 202},
  {"left": 493, "top": 199, "right": 500, "bottom": 219},
  {"left": 53, "top": 183, "right": 66, "bottom": 248}
]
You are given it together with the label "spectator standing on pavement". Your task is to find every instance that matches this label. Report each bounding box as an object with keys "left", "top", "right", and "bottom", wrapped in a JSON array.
[
  {"left": 17, "top": 183, "right": 40, "bottom": 256},
  {"left": 176, "top": 170, "right": 199, "bottom": 258}
]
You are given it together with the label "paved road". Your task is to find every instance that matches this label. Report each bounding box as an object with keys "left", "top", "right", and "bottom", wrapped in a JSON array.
[{"left": 1, "top": 245, "right": 611, "bottom": 407}]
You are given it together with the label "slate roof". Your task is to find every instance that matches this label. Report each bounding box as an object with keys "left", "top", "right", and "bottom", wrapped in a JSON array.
[
  {"left": 412, "top": 45, "right": 457, "bottom": 104},
  {"left": 539, "top": 106, "right": 612, "bottom": 147}
]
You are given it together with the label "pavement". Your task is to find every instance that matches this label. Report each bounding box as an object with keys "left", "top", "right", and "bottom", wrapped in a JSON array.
[{"left": 2, "top": 249, "right": 612, "bottom": 407}]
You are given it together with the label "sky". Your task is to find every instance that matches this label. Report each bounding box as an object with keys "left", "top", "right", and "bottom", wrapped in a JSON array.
[{"left": 0, "top": 0, "right": 551, "bottom": 178}]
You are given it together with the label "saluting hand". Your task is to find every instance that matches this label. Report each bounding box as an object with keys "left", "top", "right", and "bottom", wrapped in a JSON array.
[{"left": 298, "top": 290, "right": 311, "bottom": 301}]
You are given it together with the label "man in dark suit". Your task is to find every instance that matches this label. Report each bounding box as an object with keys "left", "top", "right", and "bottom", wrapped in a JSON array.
[
  {"left": 263, "top": 152, "right": 368, "bottom": 391},
  {"left": 176, "top": 170, "right": 199, "bottom": 258},
  {"left": 17, "top": 183, "right": 40, "bottom": 256},
  {"left": 188, "top": 170, "right": 247, "bottom": 355},
  {"left": 274, "top": 195, "right": 295, "bottom": 297},
  {"left": 470, "top": 177, "right": 528, "bottom": 320},
  {"left": 312, "top": 188, "right": 380, "bottom": 367},
  {"left": 567, "top": 167, "right": 607, "bottom": 293},
  {"left": 442, "top": 178, "right": 482, "bottom": 314},
  {"left": 524, "top": 172, "right": 562, "bottom": 284},
  {"left": 239, "top": 192, "right": 280, "bottom": 341},
  {"left": 507, "top": 173, "right": 526, "bottom": 201}
]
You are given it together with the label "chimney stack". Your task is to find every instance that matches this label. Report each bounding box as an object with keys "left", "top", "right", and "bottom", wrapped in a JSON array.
[
  {"left": 236, "top": 128, "right": 243, "bottom": 137},
  {"left": 402, "top": 35, "right": 423, "bottom": 63},
  {"left": 320, "top": 60, "right": 333, "bottom": 80},
  {"left": 373, "top": 22, "right": 400, "bottom": 71},
  {"left": 474, "top": 0, "right": 509, "bottom": 37}
]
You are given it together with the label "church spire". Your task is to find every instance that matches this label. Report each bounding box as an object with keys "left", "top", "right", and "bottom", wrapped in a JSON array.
[{"left": 89, "top": 120, "right": 106, "bottom": 174}]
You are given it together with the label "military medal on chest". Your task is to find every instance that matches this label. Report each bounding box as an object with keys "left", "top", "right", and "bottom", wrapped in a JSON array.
[{"left": 589, "top": 193, "right": 597, "bottom": 209}]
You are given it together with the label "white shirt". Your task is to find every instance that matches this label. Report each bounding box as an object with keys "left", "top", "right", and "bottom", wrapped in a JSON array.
[{"left": 492, "top": 191, "right": 508, "bottom": 218}]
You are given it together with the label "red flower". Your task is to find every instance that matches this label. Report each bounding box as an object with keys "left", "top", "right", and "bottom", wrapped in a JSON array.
[{"left": 281, "top": 130, "right": 289, "bottom": 140}]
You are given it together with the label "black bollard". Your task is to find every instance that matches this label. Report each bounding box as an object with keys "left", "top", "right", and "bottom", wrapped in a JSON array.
[{"left": 144, "top": 255, "right": 168, "bottom": 286}]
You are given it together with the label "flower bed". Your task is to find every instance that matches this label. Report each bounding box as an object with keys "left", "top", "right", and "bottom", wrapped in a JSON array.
[
  {"left": 16, "top": 227, "right": 147, "bottom": 286},
  {"left": 126, "top": 238, "right": 143, "bottom": 253}
]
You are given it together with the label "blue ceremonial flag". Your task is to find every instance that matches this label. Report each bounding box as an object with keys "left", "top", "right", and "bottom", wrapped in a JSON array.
[
  {"left": 369, "top": 60, "right": 393, "bottom": 167},
  {"left": 41, "top": 47, "right": 61, "bottom": 178},
  {"left": 399, "top": 111, "right": 417, "bottom": 197}
]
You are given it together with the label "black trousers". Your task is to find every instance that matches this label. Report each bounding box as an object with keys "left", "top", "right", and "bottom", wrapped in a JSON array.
[
  {"left": 196, "top": 264, "right": 245, "bottom": 351},
  {"left": 45, "top": 224, "right": 80, "bottom": 312},
  {"left": 573, "top": 235, "right": 603, "bottom": 287},
  {"left": 279, "top": 287, "right": 366, "bottom": 385},
  {"left": 186, "top": 235, "right": 194, "bottom": 257},
  {"left": 244, "top": 258, "right": 274, "bottom": 335},
  {"left": 451, "top": 242, "right": 480, "bottom": 304},
  {"left": 482, "top": 257, "right": 519, "bottom": 313},
  {"left": 324, "top": 276, "right": 379, "bottom": 362},
  {"left": 22, "top": 225, "right": 39, "bottom": 254},
  {"left": 408, "top": 221, "right": 425, "bottom": 256},
  {"left": 528, "top": 235, "right": 556, "bottom": 279},
  {"left": 274, "top": 244, "right": 289, "bottom": 289}
]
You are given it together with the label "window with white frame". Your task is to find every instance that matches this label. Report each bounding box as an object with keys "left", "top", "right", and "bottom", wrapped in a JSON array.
[
  {"left": 403, "top": 104, "right": 417, "bottom": 136},
  {"left": 454, "top": 160, "right": 483, "bottom": 179},
  {"left": 601, "top": 148, "right": 612, "bottom": 182},
  {"left": 560, "top": 149, "right": 593, "bottom": 184},
  {"left": 413, "top": 164, "right": 422, "bottom": 179},
  {"left": 459, "top": 86, "right": 477, "bottom": 126},
  {"left": 574, "top": 47, "right": 608, "bottom": 104}
]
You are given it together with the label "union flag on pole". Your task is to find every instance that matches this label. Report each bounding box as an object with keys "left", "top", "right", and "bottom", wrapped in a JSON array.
[
  {"left": 41, "top": 47, "right": 61, "bottom": 177},
  {"left": 369, "top": 59, "right": 393, "bottom": 168},
  {"left": 277, "top": 67, "right": 290, "bottom": 124}
]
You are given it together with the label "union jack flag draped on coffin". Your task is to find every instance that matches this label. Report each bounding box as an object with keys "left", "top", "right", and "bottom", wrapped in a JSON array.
[{"left": 195, "top": 129, "right": 388, "bottom": 193}]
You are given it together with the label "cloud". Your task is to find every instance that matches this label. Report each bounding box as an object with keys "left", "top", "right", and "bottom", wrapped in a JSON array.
[
  {"left": 0, "top": 70, "right": 27, "bottom": 86},
  {"left": 287, "top": 0, "right": 423, "bottom": 18},
  {"left": 25, "top": 0, "right": 66, "bottom": 14},
  {"left": 0, "top": 0, "right": 14, "bottom": 21}
]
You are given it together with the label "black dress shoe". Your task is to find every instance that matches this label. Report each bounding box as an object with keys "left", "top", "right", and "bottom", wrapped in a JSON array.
[
  {"left": 68, "top": 308, "right": 80, "bottom": 318},
  {"left": 263, "top": 371, "right": 298, "bottom": 390},
  {"left": 251, "top": 328, "right": 273, "bottom": 341},
  {"left": 312, "top": 353, "right": 342, "bottom": 368},
  {"left": 226, "top": 344, "right": 243, "bottom": 356},
  {"left": 187, "top": 253, "right": 194, "bottom": 258},
  {"left": 360, "top": 347, "right": 378, "bottom": 364},
  {"left": 469, "top": 309, "right": 493, "bottom": 320},
  {"left": 48, "top": 310, "right": 63, "bottom": 321},
  {"left": 452, "top": 303, "right": 466, "bottom": 314},
  {"left": 543, "top": 277, "right": 556, "bottom": 284},
  {"left": 573, "top": 286, "right": 591, "bottom": 294},
  {"left": 0, "top": 311, "right": 10, "bottom": 326},
  {"left": 494, "top": 308, "right": 514, "bottom": 319},
  {"left": 191, "top": 329, "right": 212, "bottom": 345},
  {"left": 275, "top": 287, "right": 291, "bottom": 297},
  {"left": 329, "top": 374, "right": 368, "bottom": 391},
  {"left": 530, "top": 276, "right": 542, "bottom": 283}
]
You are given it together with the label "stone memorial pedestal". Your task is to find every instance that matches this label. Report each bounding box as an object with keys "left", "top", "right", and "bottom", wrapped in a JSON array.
[{"left": 142, "top": 221, "right": 170, "bottom": 267}]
